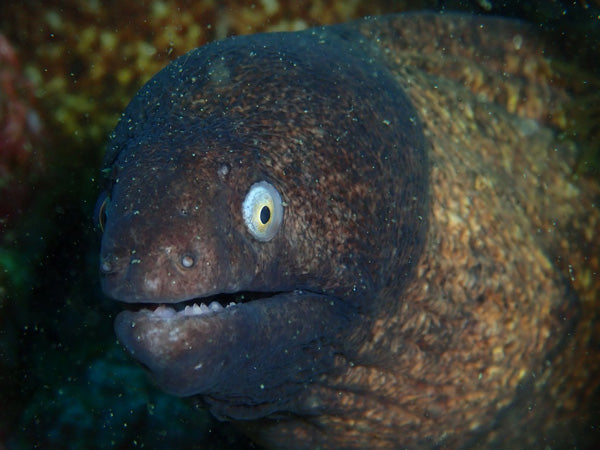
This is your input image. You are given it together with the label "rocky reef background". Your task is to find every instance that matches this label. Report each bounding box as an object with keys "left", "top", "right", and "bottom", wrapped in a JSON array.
[{"left": 0, "top": 1, "right": 598, "bottom": 448}]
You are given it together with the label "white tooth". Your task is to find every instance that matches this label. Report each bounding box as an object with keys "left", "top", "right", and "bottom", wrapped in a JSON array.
[
  {"left": 209, "top": 301, "right": 223, "bottom": 311},
  {"left": 153, "top": 305, "right": 175, "bottom": 318},
  {"left": 181, "top": 303, "right": 209, "bottom": 316},
  {"left": 227, "top": 302, "right": 236, "bottom": 308}
]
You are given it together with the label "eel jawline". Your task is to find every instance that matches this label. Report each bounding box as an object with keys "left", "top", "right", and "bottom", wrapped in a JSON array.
[{"left": 114, "top": 291, "right": 358, "bottom": 419}]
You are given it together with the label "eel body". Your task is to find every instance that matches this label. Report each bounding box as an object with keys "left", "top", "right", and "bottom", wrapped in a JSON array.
[{"left": 98, "top": 12, "right": 600, "bottom": 448}]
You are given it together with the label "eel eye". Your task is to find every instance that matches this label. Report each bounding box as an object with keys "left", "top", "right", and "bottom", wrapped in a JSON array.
[
  {"left": 242, "top": 181, "right": 283, "bottom": 241},
  {"left": 94, "top": 191, "right": 109, "bottom": 232}
]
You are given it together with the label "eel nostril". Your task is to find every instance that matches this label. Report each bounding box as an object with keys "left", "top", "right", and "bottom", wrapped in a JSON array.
[
  {"left": 100, "top": 255, "right": 115, "bottom": 274},
  {"left": 180, "top": 253, "right": 196, "bottom": 269}
]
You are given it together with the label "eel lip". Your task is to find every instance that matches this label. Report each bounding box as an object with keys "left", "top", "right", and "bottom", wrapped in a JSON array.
[
  {"left": 113, "top": 290, "right": 299, "bottom": 396},
  {"left": 114, "top": 289, "right": 356, "bottom": 420}
]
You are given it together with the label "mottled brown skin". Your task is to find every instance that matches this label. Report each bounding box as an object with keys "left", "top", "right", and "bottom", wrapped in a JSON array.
[{"left": 98, "top": 13, "right": 600, "bottom": 449}]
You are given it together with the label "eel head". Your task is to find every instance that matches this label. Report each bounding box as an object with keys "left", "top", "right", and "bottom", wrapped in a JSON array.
[{"left": 97, "top": 27, "right": 427, "bottom": 420}]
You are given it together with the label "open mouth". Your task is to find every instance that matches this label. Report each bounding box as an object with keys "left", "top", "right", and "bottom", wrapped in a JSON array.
[
  {"left": 112, "top": 285, "right": 353, "bottom": 401},
  {"left": 119, "top": 290, "right": 287, "bottom": 319}
]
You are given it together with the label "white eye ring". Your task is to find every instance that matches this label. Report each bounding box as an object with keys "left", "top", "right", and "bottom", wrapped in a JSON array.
[{"left": 242, "top": 181, "right": 283, "bottom": 241}]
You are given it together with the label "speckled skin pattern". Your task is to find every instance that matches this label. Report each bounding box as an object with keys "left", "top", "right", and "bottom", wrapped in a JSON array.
[{"left": 98, "top": 13, "right": 600, "bottom": 449}]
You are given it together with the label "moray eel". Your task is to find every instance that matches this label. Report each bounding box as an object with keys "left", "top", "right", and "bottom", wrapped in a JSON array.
[{"left": 98, "top": 12, "right": 600, "bottom": 449}]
